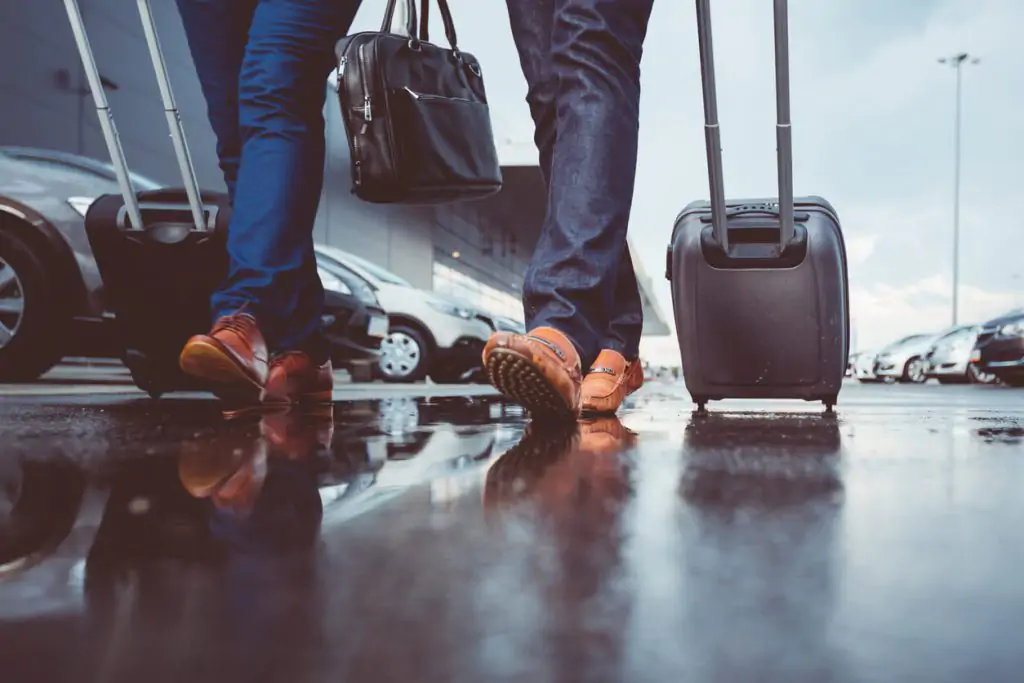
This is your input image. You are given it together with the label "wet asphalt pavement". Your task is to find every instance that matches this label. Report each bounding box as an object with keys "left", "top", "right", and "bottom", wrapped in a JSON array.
[{"left": 1, "top": 380, "right": 1024, "bottom": 682}]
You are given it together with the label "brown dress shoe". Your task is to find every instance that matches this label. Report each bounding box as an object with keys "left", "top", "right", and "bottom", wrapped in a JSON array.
[
  {"left": 580, "top": 350, "right": 644, "bottom": 415},
  {"left": 481, "top": 326, "right": 583, "bottom": 420},
  {"left": 179, "top": 313, "right": 268, "bottom": 402},
  {"left": 262, "top": 352, "right": 333, "bottom": 405}
]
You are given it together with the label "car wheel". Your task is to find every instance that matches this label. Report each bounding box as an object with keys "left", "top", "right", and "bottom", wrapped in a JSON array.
[
  {"left": 377, "top": 324, "right": 428, "bottom": 383},
  {"left": 901, "top": 357, "right": 928, "bottom": 384},
  {"left": 0, "top": 230, "right": 67, "bottom": 381},
  {"left": 967, "top": 363, "right": 998, "bottom": 385}
]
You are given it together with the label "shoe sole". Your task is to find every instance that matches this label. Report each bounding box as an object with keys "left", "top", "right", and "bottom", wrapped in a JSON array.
[
  {"left": 179, "top": 338, "right": 263, "bottom": 403},
  {"left": 485, "top": 348, "right": 577, "bottom": 421}
]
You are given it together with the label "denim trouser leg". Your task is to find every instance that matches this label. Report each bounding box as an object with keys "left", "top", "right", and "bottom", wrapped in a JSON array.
[
  {"left": 174, "top": 0, "right": 256, "bottom": 201},
  {"left": 506, "top": 0, "right": 652, "bottom": 367},
  {"left": 177, "top": 0, "right": 361, "bottom": 361}
]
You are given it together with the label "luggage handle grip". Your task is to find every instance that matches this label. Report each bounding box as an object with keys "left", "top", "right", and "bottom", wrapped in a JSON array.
[
  {"left": 698, "top": 208, "right": 810, "bottom": 224},
  {"left": 695, "top": 0, "right": 794, "bottom": 253}
]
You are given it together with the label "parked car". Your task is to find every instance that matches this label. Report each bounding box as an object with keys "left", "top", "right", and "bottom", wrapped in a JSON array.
[
  {"left": 314, "top": 256, "right": 388, "bottom": 380},
  {"left": 0, "top": 146, "right": 166, "bottom": 381},
  {"left": 314, "top": 245, "right": 492, "bottom": 383},
  {"left": 923, "top": 324, "right": 997, "bottom": 384},
  {"left": 971, "top": 308, "right": 1024, "bottom": 387},
  {"left": 873, "top": 332, "right": 943, "bottom": 384},
  {"left": 850, "top": 350, "right": 882, "bottom": 382}
]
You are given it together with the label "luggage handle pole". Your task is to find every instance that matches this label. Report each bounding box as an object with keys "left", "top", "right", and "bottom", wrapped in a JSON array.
[
  {"left": 694, "top": 0, "right": 796, "bottom": 251},
  {"left": 773, "top": 0, "right": 795, "bottom": 248},
  {"left": 136, "top": 0, "right": 207, "bottom": 233},
  {"left": 694, "top": 0, "right": 728, "bottom": 251},
  {"left": 63, "top": 0, "right": 144, "bottom": 233}
]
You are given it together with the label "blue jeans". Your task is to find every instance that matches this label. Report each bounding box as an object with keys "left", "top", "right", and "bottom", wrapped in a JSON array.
[
  {"left": 175, "top": 0, "right": 362, "bottom": 362},
  {"left": 506, "top": 0, "right": 653, "bottom": 368}
]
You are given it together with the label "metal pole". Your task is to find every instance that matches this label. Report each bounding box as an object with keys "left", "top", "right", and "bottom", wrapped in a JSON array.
[
  {"left": 952, "top": 60, "right": 962, "bottom": 326},
  {"left": 939, "top": 52, "right": 978, "bottom": 326}
]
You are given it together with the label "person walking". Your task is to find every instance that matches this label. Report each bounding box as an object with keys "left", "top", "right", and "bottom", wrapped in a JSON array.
[
  {"left": 482, "top": 0, "right": 653, "bottom": 419},
  {"left": 174, "top": 0, "right": 364, "bottom": 405}
]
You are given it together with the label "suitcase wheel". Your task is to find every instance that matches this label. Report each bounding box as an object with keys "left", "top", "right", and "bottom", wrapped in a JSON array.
[
  {"left": 691, "top": 397, "right": 709, "bottom": 414},
  {"left": 123, "top": 350, "right": 169, "bottom": 400},
  {"left": 822, "top": 395, "right": 837, "bottom": 413}
]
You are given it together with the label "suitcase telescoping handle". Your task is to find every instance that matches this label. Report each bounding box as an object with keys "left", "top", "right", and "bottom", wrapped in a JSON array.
[
  {"left": 63, "top": 0, "right": 207, "bottom": 234},
  {"left": 695, "top": 0, "right": 794, "bottom": 253}
]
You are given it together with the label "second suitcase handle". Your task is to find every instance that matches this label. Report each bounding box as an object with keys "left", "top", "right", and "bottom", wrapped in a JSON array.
[{"left": 695, "top": 0, "right": 794, "bottom": 252}]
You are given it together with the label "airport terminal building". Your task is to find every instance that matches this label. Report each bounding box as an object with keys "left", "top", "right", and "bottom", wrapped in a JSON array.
[{"left": 0, "top": 1, "right": 668, "bottom": 335}]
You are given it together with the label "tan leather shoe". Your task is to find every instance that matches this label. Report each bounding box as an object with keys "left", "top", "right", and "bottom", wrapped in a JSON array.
[
  {"left": 481, "top": 326, "right": 583, "bottom": 420},
  {"left": 179, "top": 312, "right": 268, "bottom": 403},
  {"left": 580, "top": 350, "right": 644, "bottom": 415},
  {"left": 262, "top": 352, "right": 333, "bottom": 405}
]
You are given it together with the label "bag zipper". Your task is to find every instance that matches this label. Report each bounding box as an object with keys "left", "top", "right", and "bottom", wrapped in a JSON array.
[
  {"left": 402, "top": 87, "right": 471, "bottom": 103},
  {"left": 359, "top": 43, "right": 372, "bottom": 122}
]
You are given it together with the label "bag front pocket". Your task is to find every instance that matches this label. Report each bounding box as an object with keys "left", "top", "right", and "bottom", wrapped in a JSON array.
[{"left": 389, "top": 87, "right": 502, "bottom": 192}]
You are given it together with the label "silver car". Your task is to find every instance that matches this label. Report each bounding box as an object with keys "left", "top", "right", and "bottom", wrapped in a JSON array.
[
  {"left": 872, "top": 332, "right": 943, "bottom": 384},
  {"left": 924, "top": 324, "right": 997, "bottom": 384},
  {"left": 0, "top": 146, "right": 164, "bottom": 381}
]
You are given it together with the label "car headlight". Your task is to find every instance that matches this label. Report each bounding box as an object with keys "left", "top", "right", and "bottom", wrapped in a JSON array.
[
  {"left": 67, "top": 196, "right": 96, "bottom": 218},
  {"left": 998, "top": 322, "right": 1024, "bottom": 337},
  {"left": 429, "top": 300, "right": 474, "bottom": 320}
]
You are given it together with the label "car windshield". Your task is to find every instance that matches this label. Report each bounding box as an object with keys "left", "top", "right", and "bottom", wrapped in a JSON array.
[
  {"left": 315, "top": 255, "right": 370, "bottom": 288},
  {"left": 893, "top": 334, "right": 927, "bottom": 347},
  {"left": 328, "top": 249, "right": 410, "bottom": 286}
]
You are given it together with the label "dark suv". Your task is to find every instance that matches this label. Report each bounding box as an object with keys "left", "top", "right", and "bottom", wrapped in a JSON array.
[{"left": 971, "top": 307, "right": 1024, "bottom": 387}]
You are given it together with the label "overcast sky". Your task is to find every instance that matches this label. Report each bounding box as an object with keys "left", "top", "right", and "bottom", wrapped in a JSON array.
[{"left": 353, "top": 0, "right": 1024, "bottom": 362}]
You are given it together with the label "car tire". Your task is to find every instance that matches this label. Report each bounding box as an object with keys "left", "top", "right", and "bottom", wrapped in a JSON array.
[
  {"left": 377, "top": 323, "right": 429, "bottom": 383},
  {"left": 0, "top": 230, "right": 67, "bottom": 382},
  {"left": 901, "top": 357, "right": 928, "bottom": 384},
  {"left": 967, "top": 364, "right": 998, "bottom": 385}
]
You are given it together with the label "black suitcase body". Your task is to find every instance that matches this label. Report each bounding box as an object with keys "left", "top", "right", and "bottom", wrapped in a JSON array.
[
  {"left": 65, "top": 0, "right": 229, "bottom": 397},
  {"left": 667, "top": 196, "right": 849, "bottom": 408},
  {"left": 85, "top": 190, "right": 229, "bottom": 397},
  {"left": 669, "top": 0, "right": 849, "bottom": 411}
]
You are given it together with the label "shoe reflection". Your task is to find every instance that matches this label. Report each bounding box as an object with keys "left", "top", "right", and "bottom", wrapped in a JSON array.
[
  {"left": 483, "top": 416, "right": 637, "bottom": 512},
  {"left": 177, "top": 406, "right": 332, "bottom": 553}
]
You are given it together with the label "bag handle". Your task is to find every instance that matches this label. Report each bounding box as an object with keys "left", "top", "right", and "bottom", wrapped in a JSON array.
[
  {"left": 695, "top": 0, "right": 794, "bottom": 252},
  {"left": 381, "top": 0, "right": 418, "bottom": 37},
  {"left": 386, "top": 0, "right": 461, "bottom": 57}
]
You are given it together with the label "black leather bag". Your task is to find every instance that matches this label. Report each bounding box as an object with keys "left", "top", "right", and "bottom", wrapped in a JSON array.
[{"left": 334, "top": 0, "right": 503, "bottom": 205}]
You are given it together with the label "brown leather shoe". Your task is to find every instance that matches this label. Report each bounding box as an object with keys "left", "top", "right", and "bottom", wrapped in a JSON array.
[
  {"left": 262, "top": 352, "right": 333, "bottom": 405},
  {"left": 580, "top": 350, "right": 644, "bottom": 415},
  {"left": 482, "top": 326, "right": 583, "bottom": 421},
  {"left": 179, "top": 312, "right": 268, "bottom": 402}
]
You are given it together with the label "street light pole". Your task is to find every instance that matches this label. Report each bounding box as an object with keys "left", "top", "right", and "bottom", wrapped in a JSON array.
[{"left": 938, "top": 52, "right": 979, "bottom": 327}]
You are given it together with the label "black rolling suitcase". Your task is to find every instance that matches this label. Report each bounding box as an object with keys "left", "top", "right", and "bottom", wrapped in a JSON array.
[
  {"left": 64, "top": 0, "right": 228, "bottom": 398},
  {"left": 666, "top": 0, "right": 849, "bottom": 412}
]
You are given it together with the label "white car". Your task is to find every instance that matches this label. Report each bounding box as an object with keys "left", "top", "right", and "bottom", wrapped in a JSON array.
[
  {"left": 872, "top": 332, "right": 944, "bottom": 384},
  {"left": 314, "top": 245, "right": 492, "bottom": 383}
]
